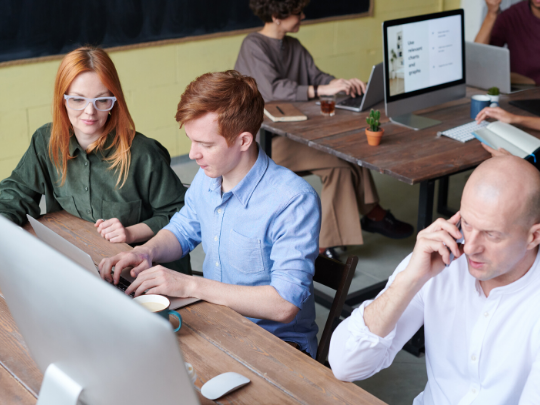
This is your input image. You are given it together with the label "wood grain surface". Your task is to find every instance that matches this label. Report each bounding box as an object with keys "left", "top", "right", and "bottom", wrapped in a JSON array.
[
  {"left": 1, "top": 212, "right": 385, "bottom": 404},
  {"left": 0, "top": 365, "right": 36, "bottom": 405},
  {"left": 262, "top": 87, "right": 540, "bottom": 185}
]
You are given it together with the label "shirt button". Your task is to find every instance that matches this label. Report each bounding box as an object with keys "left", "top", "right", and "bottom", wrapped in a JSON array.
[
  {"left": 87, "top": 209, "right": 91, "bottom": 214},
  {"left": 84, "top": 186, "right": 88, "bottom": 191},
  {"left": 471, "top": 355, "right": 477, "bottom": 361},
  {"left": 484, "top": 312, "right": 489, "bottom": 317},
  {"left": 84, "top": 162, "right": 88, "bottom": 166},
  {"left": 214, "top": 236, "right": 218, "bottom": 241},
  {"left": 217, "top": 209, "right": 222, "bottom": 214},
  {"left": 215, "top": 262, "right": 219, "bottom": 267},
  {"left": 471, "top": 388, "right": 476, "bottom": 394}
]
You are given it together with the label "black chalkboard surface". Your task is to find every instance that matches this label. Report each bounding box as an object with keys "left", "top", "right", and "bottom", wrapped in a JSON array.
[{"left": 0, "top": 0, "right": 371, "bottom": 64}]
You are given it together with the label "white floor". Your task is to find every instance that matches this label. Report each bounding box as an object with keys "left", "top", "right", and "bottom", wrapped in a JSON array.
[{"left": 171, "top": 156, "right": 473, "bottom": 404}]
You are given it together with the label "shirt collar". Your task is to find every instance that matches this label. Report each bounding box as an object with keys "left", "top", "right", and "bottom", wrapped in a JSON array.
[
  {"left": 207, "top": 145, "right": 269, "bottom": 208},
  {"left": 68, "top": 132, "right": 116, "bottom": 158}
]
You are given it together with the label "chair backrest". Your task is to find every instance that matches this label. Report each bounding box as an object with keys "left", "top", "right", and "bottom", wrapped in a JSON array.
[{"left": 313, "top": 254, "right": 358, "bottom": 364}]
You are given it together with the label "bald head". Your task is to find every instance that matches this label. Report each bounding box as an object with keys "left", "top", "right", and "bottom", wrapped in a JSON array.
[{"left": 464, "top": 156, "right": 540, "bottom": 226}]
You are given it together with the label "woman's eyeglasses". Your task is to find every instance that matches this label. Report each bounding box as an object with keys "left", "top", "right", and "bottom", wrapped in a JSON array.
[{"left": 64, "top": 95, "right": 117, "bottom": 111}]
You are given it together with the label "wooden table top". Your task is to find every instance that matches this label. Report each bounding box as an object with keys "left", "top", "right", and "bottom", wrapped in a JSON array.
[
  {"left": 261, "top": 87, "right": 540, "bottom": 185},
  {"left": 0, "top": 211, "right": 386, "bottom": 405}
]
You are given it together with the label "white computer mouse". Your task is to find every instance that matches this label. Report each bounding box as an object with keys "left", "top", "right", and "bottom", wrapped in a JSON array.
[{"left": 201, "top": 371, "right": 250, "bottom": 400}]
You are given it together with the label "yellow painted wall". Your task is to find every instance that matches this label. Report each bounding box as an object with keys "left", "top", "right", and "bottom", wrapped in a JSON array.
[{"left": 0, "top": 0, "right": 461, "bottom": 180}]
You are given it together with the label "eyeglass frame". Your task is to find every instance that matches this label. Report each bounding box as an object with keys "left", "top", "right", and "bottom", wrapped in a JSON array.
[{"left": 63, "top": 95, "right": 117, "bottom": 111}]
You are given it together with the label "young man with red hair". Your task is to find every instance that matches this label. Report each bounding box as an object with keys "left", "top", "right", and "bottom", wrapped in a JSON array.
[{"left": 99, "top": 70, "right": 321, "bottom": 357}]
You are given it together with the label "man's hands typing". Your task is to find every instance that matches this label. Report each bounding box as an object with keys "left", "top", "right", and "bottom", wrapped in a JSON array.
[{"left": 98, "top": 247, "right": 153, "bottom": 285}]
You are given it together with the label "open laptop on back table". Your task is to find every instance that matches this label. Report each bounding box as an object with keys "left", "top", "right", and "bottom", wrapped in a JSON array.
[
  {"left": 466, "top": 42, "right": 536, "bottom": 94},
  {"left": 316, "top": 63, "right": 384, "bottom": 112},
  {"left": 27, "top": 214, "right": 199, "bottom": 310}
]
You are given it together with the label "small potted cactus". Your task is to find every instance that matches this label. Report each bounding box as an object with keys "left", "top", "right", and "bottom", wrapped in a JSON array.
[
  {"left": 365, "top": 109, "right": 383, "bottom": 146},
  {"left": 487, "top": 87, "right": 500, "bottom": 107}
]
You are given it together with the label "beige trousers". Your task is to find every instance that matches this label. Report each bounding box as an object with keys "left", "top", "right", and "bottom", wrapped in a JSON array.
[{"left": 272, "top": 136, "right": 379, "bottom": 247}]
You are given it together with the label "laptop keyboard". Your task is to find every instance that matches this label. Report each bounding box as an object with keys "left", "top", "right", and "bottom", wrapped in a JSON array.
[
  {"left": 337, "top": 94, "right": 365, "bottom": 108},
  {"left": 95, "top": 265, "right": 134, "bottom": 297}
]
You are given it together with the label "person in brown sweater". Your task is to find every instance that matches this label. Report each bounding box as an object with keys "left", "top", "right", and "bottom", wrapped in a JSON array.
[{"left": 235, "top": 0, "right": 413, "bottom": 260}]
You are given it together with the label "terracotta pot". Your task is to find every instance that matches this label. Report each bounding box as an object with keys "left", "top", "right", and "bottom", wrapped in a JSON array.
[{"left": 365, "top": 128, "right": 384, "bottom": 146}]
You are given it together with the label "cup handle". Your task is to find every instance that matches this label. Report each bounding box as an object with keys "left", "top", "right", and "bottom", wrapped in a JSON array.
[{"left": 168, "top": 310, "right": 182, "bottom": 332}]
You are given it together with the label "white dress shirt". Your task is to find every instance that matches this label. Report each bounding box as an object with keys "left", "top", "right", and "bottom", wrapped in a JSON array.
[{"left": 329, "top": 250, "right": 540, "bottom": 405}]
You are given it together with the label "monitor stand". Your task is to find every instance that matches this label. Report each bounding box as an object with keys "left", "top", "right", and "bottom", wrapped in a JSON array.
[
  {"left": 37, "top": 364, "right": 83, "bottom": 405},
  {"left": 390, "top": 114, "right": 441, "bottom": 131}
]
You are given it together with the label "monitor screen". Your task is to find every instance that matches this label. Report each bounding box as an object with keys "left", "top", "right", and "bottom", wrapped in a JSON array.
[{"left": 383, "top": 10, "right": 465, "bottom": 102}]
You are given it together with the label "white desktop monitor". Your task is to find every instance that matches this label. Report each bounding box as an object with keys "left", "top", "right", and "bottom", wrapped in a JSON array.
[
  {"left": 382, "top": 9, "right": 466, "bottom": 130},
  {"left": 0, "top": 216, "right": 199, "bottom": 405}
]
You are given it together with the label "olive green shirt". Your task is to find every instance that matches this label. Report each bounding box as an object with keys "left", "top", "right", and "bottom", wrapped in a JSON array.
[{"left": 0, "top": 123, "right": 191, "bottom": 274}]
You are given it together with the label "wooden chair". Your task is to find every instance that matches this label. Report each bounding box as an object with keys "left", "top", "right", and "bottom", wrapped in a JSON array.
[{"left": 314, "top": 254, "right": 358, "bottom": 365}]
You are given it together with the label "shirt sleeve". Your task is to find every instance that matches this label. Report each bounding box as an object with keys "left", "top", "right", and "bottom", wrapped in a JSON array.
[
  {"left": 489, "top": 12, "right": 508, "bottom": 47},
  {"left": 246, "top": 43, "right": 309, "bottom": 102},
  {"left": 328, "top": 254, "right": 425, "bottom": 382},
  {"left": 300, "top": 43, "right": 335, "bottom": 87},
  {"left": 139, "top": 140, "right": 188, "bottom": 235},
  {"left": 0, "top": 130, "right": 48, "bottom": 225},
  {"left": 268, "top": 190, "right": 321, "bottom": 310},
  {"left": 519, "top": 334, "right": 540, "bottom": 404},
  {"left": 162, "top": 171, "right": 203, "bottom": 257}
]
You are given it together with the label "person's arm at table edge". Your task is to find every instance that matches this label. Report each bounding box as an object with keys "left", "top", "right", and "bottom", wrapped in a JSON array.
[{"left": 184, "top": 279, "right": 299, "bottom": 323}]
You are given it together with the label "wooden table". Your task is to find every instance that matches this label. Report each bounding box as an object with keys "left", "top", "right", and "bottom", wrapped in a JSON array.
[
  {"left": 260, "top": 87, "right": 540, "bottom": 232},
  {"left": 0, "top": 211, "right": 386, "bottom": 405}
]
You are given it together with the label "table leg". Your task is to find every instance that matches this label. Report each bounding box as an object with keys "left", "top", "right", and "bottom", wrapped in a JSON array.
[
  {"left": 437, "top": 176, "right": 456, "bottom": 218},
  {"left": 417, "top": 180, "right": 435, "bottom": 231},
  {"left": 260, "top": 129, "right": 273, "bottom": 159}
]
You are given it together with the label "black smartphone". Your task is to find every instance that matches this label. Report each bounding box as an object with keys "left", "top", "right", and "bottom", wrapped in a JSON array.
[{"left": 446, "top": 219, "right": 465, "bottom": 267}]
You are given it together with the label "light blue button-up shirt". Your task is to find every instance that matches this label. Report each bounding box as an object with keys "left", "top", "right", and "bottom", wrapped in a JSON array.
[{"left": 164, "top": 146, "right": 320, "bottom": 356}]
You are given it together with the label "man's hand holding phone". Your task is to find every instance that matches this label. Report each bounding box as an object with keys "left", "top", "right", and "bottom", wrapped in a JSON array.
[{"left": 404, "top": 212, "right": 465, "bottom": 286}]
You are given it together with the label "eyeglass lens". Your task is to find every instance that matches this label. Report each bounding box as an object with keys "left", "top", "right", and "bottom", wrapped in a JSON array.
[{"left": 67, "top": 97, "right": 114, "bottom": 111}]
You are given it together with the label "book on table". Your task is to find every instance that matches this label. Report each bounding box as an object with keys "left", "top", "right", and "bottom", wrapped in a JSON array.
[
  {"left": 473, "top": 121, "right": 540, "bottom": 159},
  {"left": 264, "top": 103, "right": 307, "bottom": 122}
]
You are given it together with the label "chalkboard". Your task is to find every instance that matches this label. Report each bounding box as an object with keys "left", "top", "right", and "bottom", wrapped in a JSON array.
[{"left": 0, "top": 0, "right": 372, "bottom": 64}]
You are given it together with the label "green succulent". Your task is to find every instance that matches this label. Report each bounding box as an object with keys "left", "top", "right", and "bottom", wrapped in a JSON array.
[
  {"left": 487, "top": 87, "right": 500, "bottom": 96},
  {"left": 366, "top": 109, "right": 381, "bottom": 132}
]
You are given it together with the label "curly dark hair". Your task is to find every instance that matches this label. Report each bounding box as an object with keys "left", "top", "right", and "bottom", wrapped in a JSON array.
[{"left": 249, "top": 0, "right": 310, "bottom": 23}]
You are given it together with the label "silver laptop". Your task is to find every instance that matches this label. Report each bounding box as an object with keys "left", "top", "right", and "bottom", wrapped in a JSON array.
[
  {"left": 27, "top": 215, "right": 199, "bottom": 310},
  {"left": 316, "top": 63, "right": 384, "bottom": 112},
  {"left": 466, "top": 41, "right": 536, "bottom": 94},
  {"left": 0, "top": 215, "right": 200, "bottom": 405}
]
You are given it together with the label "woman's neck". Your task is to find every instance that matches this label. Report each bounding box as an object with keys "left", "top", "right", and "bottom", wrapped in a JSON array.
[
  {"left": 259, "top": 23, "right": 286, "bottom": 40},
  {"left": 74, "top": 131, "right": 102, "bottom": 151}
]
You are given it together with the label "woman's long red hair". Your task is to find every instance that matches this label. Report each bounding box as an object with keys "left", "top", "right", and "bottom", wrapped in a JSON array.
[{"left": 49, "top": 47, "right": 135, "bottom": 187}]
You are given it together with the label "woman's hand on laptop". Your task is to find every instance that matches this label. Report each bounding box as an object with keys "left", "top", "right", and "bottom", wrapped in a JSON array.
[
  {"left": 125, "top": 265, "right": 194, "bottom": 298},
  {"left": 98, "top": 247, "right": 153, "bottom": 285},
  {"left": 320, "top": 78, "right": 366, "bottom": 97}
]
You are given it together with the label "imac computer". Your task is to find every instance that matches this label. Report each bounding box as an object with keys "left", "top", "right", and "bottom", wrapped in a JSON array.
[
  {"left": 382, "top": 9, "right": 466, "bottom": 130},
  {"left": 0, "top": 216, "right": 199, "bottom": 405}
]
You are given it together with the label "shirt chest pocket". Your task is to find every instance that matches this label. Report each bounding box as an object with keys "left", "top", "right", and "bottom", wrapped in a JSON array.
[
  {"left": 100, "top": 199, "right": 142, "bottom": 227},
  {"left": 227, "top": 229, "right": 265, "bottom": 274}
]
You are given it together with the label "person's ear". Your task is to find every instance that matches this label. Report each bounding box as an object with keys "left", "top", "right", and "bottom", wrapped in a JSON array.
[
  {"left": 272, "top": 16, "right": 281, "bottom": 25},
  {"left": 237, "top": 131, "right": 253, "bottom": 151},
  {"left": 526, "top": 222, "right": 540, "bottom": 250}
]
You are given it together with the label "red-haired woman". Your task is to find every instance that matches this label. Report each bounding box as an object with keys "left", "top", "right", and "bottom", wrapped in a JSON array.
[{"left": 0, "top": 47, "right": 191, "bottom": 274}]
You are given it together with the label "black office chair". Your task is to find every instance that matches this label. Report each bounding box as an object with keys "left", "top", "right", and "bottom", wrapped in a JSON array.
[{"left": 313, "top": 254, "right": 358, "bottom": 365}]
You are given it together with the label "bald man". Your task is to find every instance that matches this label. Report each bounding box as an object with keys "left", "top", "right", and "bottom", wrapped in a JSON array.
[{"left": 329, "top": 156, "right": 540, "bottom": 404}]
